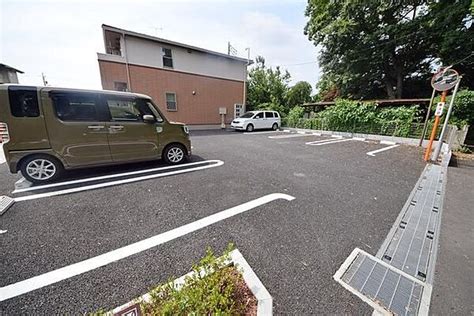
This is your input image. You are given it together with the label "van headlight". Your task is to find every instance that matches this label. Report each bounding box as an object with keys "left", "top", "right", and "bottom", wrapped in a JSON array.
[{"left": 183, "top": 125, "right": 189, "bottom": 134}]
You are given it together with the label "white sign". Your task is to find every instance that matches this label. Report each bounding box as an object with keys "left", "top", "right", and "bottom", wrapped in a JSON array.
[
  {"left": 435, "top": 102, "right": 445, "bottom": 116},
  {"left": 431, "top": 68, "right": 460, "bottom": 91},
  {"left": 219, "top": 107, "right": 227, "bottom": 115}
]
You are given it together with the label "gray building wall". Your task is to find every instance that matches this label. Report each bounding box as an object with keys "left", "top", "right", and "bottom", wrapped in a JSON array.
[
  {"left": 99, "top": 32, "right": 247, "bottom": 82},
  {"left": 0, "top": 69, "right": 19, "bottom": 84}
]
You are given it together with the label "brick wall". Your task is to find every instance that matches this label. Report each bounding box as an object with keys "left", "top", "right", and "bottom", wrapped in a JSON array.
[{"left": 98, "top": 60, "right": 244, "bottom": 125}]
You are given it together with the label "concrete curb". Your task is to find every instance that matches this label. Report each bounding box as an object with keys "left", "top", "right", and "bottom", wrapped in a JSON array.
[
  {"left": 283, "top": 127, "right": 443, "bottom": 148},
  {"left": 108, "top": 249, "right": 272, "bottom": 315}
]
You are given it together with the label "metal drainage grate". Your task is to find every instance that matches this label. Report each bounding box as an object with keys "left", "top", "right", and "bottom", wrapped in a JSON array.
[
  {"left": 334, "top": 248, "right": 429, "bottom": 316},
  {"left": 380, "top": 164, "right": 444, "bottom": 282},
  {"left": 0, "top": 195, "right": 15, "bottom": 215}
]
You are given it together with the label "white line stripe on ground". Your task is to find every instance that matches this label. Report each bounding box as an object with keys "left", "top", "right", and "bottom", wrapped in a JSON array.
[
  {"left": 380, "top": 140, "right": 396, "bottom": 145},
  {"left": 268, "top": 134, "right": 312, "bottom": 139},
  {"left": 353, "top": 137, "right": 366, "bottom": 141},
  {"left": 307, "top": 138, "right": 353, "bottom": 146},
  {"left": 366, "top": 144, "right": 399, "bottom": 156},
  {"left": 13, "top": 160, "right": 224, "bottom": 202},
  {"left": 243, "top": 131, "right": 281, "bottom": 135},
  {"left": 305, "top": 138, "right": 338, "bottom": 145},
  {"left": 0, "top": 193, "right": 295, "bottom": 301},
  {"left": 13, "top": 160, "right": 219, "bottom": 194},
  {"left": 331, "top": 135, "right": 343, "bottom": 139},
  {"left": 0, "top": 144, "right": 5, "bottom": 164}
]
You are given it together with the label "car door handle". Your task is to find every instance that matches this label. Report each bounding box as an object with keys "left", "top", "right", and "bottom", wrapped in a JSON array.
[
  {"left": 109, "top": 125, "right": 124, "bottom": 129},
  {"left": 108, "top": 125, "right": 124, "bottom": 132},
  {"left": 87, "top": 125, "right": 105, "bottom": 130}
]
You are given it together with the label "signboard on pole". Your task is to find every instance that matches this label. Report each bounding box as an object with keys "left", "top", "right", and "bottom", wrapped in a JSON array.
[
  {"left": 431, "top": 68, "right": 460, "bottom": 92},
  {"left": 434, "top": 102, "right": 445, "bottom": 117}
]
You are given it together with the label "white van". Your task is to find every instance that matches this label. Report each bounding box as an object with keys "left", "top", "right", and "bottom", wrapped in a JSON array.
[{"left": 230, "top": 111, "right": 281, "bottom": 132}]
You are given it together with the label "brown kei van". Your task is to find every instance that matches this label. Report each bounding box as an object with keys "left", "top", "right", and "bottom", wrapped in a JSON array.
[{"left": 0, "top": 85, "right": 191, "bottom": 183}]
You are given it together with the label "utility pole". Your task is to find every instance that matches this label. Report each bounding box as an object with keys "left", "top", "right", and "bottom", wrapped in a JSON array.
[
  {"left": 41, "top": 73, "right": 48, "bottom": 86},
  {"left": 242, "top": 47, "right": 250, "bottom": 113}
]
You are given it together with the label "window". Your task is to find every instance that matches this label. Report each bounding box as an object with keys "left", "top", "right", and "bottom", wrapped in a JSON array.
[
  {"left": 254, "top": 112, "right": 264, "bottom": 119},
  {"left": 165, "top": 93, "right": 177, "bottom": 111},
  {"left": 107, "top": 98, "right": 141, "bottom": 121},
  {"left": 162, "top": 48, "right": 173, "bottom": 68},
  {"left": 52, "top": 93, "right": 99, "bottom": 121},
  {"left": 265, "top": 112, "right": 274, "bottom": 118},
  {"left": 8, "top": 86, "right": 40, "bottom": 117},
  {"left": 144, "top": 100, "right": 164, "bottom": 122},
  {"left": 239, "top": 112, "right": 254, "bottom": 118},
  {"left": 106, "top": 97, "right": 160, "bottom": 122},
  {"left": 114, "top": 82, "right": 128, "bottom": 92}
]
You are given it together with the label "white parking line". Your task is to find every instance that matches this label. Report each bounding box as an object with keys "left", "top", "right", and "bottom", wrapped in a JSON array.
[
  {"left": 305, "top": 138, "right": 338, "bottom": 145},
  {"left": 0, "top": 144, "right": 5, "bottom": 164},
  {"left": 268, "top": 134, "right": 312, "bottom": 139},
  {"left": 13, "top": 160, "right": 224, "bottom": 202},
  {"left": 366, "top": 144, "right": 399, "bottom": 156},
  {"left": 0, "top": 193, "right": 295, "bottom": 301},
  {"left": 307, "top": 138, "right": 353, "bottom": 146},
  {"left": 13, "top": 160, "right": 220, "bottom": 194},
  {"left": 243, "top": 131, "right": 281, "bottom": 135}
]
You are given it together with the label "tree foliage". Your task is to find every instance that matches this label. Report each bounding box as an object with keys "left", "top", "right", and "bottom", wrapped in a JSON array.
[
  {"left": 247, "top": 56, "right": 314, "bottom": 115},
  {"left": 287, "top": 81, "right": 313, "bottom": 108},
  {"left": 247, "top": 56, "right": 291, "bottom": 112},
  {"left": 305, "top": 0, "right": 474, "bottom": 100}
]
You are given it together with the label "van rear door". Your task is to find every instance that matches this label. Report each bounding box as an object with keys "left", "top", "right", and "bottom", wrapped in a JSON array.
[
  {"left": 103, "top": 96, "right": 159, "bottom": 162},
  {"left": 45, "top": 91, "right": 112, "bottom": 167}
]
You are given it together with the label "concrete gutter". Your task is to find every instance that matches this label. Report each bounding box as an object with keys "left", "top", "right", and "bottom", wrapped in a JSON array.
[{"left": 283, "top": 127, "right": 443, "bottom": 149}]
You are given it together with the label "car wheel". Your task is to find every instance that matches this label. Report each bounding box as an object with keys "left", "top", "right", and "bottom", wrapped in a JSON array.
[
  {"left": 163, "top": 144, "right": 187, "bottom": 165},
  {"left": 272, "top": 123, "right": 279, "bottom": 130},
  {"left": 246, "top": 124, "right": 254, "bottom": 132},
  {"left": 20, "top": 154, "right": 63, "bottom": 183}
]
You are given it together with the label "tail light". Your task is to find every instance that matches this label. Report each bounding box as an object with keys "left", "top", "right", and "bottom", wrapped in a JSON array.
[{"left": 0, "top": 122, "right": 10, "bottom": 143}]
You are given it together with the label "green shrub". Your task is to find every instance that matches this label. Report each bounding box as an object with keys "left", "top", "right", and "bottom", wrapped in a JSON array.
[
  {"left": 286, "top": 106, "right": 305, "bottom": 127},
  {"left": 255, "top": 102, "right": 285, "bottom": 114},
  {"left": 281, "top": 98, "right": 423, "bottom": 137},
  {"left": 436, "top": 90, "right": 474, "bottom": 127},
  {"left": 140, "top": 244, "right": 245, "bottom": 315}
]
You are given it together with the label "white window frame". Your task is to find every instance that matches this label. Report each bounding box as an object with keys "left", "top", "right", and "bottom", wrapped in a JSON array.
[
  {"left": 165, "top": 92, "right": 177, "bottom": 111},
  {"left": 162, "top": 47, "right": 173, "bottom": 68}
]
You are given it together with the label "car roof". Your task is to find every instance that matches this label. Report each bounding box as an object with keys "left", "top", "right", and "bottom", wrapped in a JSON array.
[
  {"left": 0, "top": 84, "right": 152, "bottom": 99},
  {"left": 249, "top": 110, "right": 279, "bottom": 113}
]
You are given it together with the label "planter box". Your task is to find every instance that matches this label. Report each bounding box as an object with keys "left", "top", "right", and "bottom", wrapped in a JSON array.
[{"left": 108, "top": 249, "right": 272, "bottom": 316}]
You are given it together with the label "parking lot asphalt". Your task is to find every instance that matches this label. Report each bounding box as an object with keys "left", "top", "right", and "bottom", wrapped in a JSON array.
[{"left": 0, "top": 130, "right": 425, "bottom": 314}]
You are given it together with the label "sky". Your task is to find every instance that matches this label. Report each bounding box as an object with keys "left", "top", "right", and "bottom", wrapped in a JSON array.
[{"left": 0, "top": 0, "right": 321, "bottom": 90}]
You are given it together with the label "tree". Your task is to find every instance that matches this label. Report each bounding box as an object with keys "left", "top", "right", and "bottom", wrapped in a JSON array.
[
  {"left": 287, "top": 81, "right": 313, "bottom": 107},
  {"left": 305, "top": 0, "right": 473, "bottom": 100},
  {"left": 247, "top": 56, "right": 291, "bottom": 111}
]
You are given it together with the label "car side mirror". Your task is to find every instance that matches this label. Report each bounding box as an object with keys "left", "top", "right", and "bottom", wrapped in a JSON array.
[{"left": 143, "top": 114, "right": 156, "bottom": 123}]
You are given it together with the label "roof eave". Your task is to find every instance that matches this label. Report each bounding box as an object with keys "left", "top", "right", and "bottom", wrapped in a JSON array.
[{"left": 102, "top": 24, "right": 252, "bottom": 64}]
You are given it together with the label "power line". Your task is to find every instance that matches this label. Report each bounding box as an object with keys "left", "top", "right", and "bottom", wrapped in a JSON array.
[{"left": 450, "top": 52, "right": 474, "bottom": 66}]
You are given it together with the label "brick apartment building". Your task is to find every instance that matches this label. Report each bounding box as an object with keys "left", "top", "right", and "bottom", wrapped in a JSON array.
[{"left": 97, "top": 25, "right": 250, "bottom": 126}]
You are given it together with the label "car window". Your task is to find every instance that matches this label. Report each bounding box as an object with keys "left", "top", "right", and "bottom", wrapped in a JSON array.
[
  {"left": 265, "top": 112, "right": 274, "bottom": 118},
  {"left": 9, "top": 86, "right": 40, "bottom": 117},
  {"left": 143, "top": 100, "right": 164, "bottom": 123},
  {"left": 106, "top": 98, "right": 142, "bottom": 121},
  {"left": 254, "top": 112, "right": 264, "bottom": 119},
  {"left": 52, "top": 93, "right": 99, "bottom": 121},
  {"left": 239, "top": 112, "right": 254, "bottom": 118},
  {"left": 106, "top": 97, "right": 163, "bottom": 122}
]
